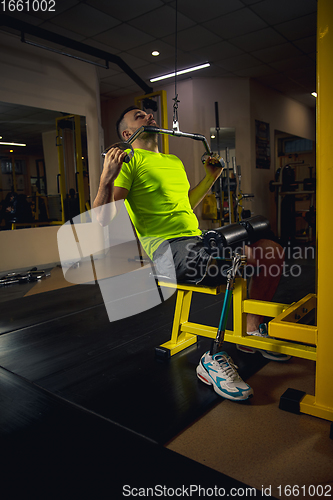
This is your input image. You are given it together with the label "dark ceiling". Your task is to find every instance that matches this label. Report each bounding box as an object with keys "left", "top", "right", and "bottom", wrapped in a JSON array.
[
  {"left": 1, "top": 0, "right": 317, "bottom": 108},
  {"left": 0, "top": 0, "right": 317, "bottom": 155}
]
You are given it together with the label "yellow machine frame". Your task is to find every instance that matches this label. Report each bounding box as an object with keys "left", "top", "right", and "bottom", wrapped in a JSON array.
[
  {"left": 158, "top": 0, "right": 333, "bottom": 425},
  {"left": 306, "top": 0, "right": 333, "bottom": 423},
  {"left": 158, "top": 279, "right": 316, "bottom": 362},
  {"left": 56, "top": 114, "right": 86, "bottom": 224}
]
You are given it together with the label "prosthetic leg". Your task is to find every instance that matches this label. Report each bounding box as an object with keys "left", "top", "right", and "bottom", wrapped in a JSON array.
[
  {"left": 196, "top": 216, "right": 271, "bottom": 400},
  {"left": 204, "top": 214, "right": 271, "bottom": 355},
  {"left": 196, "top": 248, "right": 253, "bottom": 401},
  {"left": 210, "top": 253, "right": 246, "bottom": 356}
]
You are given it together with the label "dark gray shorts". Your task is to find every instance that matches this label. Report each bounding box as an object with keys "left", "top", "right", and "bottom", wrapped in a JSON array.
[{"left": 153, "top": 236, "right": 228, "bottom": 286}]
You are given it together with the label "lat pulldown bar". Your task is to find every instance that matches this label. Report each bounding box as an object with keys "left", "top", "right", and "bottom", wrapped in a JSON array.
[{"left": 102, "top": 126, "right": 225, "bottom": 167}]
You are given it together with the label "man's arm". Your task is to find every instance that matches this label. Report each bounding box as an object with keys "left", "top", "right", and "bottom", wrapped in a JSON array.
[
  {"left": 93, "top": 147, "right": 129, "bottom": 225},
  {"left": 188, "top": 158, "right": 223, "bottom": 209}
]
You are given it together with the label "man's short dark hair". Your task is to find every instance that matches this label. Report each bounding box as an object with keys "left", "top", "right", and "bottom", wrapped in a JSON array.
[{"left": 116, "top": 105, "right": 139, "bottom": 140}]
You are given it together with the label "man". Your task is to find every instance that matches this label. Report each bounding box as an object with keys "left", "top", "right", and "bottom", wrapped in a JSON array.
[{"left": 93, "top": 106, "right": 287, "bottom": 402}]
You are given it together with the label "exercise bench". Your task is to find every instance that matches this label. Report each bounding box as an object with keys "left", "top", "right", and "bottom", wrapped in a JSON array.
[{"left": 156, "top": 277, "right": 316, "bottom": 361}]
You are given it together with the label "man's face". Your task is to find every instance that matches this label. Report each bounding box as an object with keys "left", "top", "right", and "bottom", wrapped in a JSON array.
[{"left": 122, "top": 109, "right": 157, "bottom": 139}]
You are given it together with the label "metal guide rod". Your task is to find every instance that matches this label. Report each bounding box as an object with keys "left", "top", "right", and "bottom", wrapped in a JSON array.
[
  {"left": 215, "top": 101, "right": 223, "bottom": 225},
  {"left": 232, "top": 156, "right": 237, "bottom": 175},
  {"left": 237, "top": 165, "right": 242, "bottom": 190},
  {"left": 236, "top": 164, "right": 242, "bottom": 222},
  {"left": 225, "top": 147, "right": 232, "bottom": 224}
]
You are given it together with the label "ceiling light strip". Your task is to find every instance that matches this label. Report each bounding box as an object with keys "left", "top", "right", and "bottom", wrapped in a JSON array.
[
  {"left": 150, "top": 63, "right": 210, "bottom": 83},
  {"left": 0, "top": 142, "right": 26, "bottom": 146}
]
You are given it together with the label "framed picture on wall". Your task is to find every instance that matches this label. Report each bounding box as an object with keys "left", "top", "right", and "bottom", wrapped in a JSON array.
[
  {"left": 255, "top": 120, "right": 271, "bottom": 169},
  {"left": 16, "top": 175, "right": 25, "bottom": 191},
  {"left": 2, "top": 173, "right": 13, "bottom": 190}
]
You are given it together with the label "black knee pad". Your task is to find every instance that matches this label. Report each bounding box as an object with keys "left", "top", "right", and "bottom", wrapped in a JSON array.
[
  {"left": 203, "top": 215, "right": 271, "bottom": 257},
  {"left": 239, "top": 215, "right": 271, "bottom": 242}
]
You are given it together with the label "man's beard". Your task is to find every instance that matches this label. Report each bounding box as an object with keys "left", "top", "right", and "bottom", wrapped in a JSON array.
[{"left": 137, "top": 131, "right": 158, "bottom": 143}]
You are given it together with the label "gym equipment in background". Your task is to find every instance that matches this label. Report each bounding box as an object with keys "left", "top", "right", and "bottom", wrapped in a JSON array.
[
  {"left": 269, "top": 162, "right": 316, "bottom": 242},
  {"left": 0, "top": 267, "right": 50, "bottom": 286},
  {"left": 205, "top": 102, "right": 254, "bottom": 225}
]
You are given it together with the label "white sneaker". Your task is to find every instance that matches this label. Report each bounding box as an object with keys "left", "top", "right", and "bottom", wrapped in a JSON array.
[
  {"left": 237, "top": 323, "right": 291, "bottom": 361},
  {"left": 196, "top": 351, "right": 253, "bottom": 401}
]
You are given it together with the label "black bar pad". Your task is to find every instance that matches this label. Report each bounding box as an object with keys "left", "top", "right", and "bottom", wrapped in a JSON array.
[
  {"left": 240, "top": 215, "right": 271, "bottom": 241},
  {"left": 203, "top": 215, "right": 271, "bottom": 257}
]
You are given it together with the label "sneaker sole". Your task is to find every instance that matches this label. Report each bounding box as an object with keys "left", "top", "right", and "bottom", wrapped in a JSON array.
[
  {"left": 259, "top": 350, "right": 291, "bottom": 361},
  {"left": 196, "top": 365, "right": 253, "bottom": 401},
  {"left": 236, "top": 344, "right": 291, "bottom": 362},
  {"left": 236, "top": 345, "right": 256, "bottom": 354}
]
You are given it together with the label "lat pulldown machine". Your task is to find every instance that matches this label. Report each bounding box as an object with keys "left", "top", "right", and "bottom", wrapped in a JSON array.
[{"left": 102, "top": 123, "right": 270, "bottom": 360}]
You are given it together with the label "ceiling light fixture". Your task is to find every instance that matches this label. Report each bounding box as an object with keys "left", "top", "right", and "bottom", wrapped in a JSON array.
[
  {"left": 152, "top": 51, "right": 160, "bottom": 56},
  {"left": 150, "top": 63, "right": 210, "bottom": 82},
  {"left": 0, "top": 142, "right": 26, "bottom": 146},
  {"left": 311, "top": 92, "right": 317, "bottom": 97}
]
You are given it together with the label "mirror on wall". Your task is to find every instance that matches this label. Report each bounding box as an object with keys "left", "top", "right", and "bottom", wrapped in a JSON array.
[
  {"left": 0, "top": 101, "right": 89, "bottom": 230},
  {"left": 203, "top": 127, "right": 240, "bottom": 224},
  {"left": 272, "top": 130, "right": 316, "bottom": 243}
]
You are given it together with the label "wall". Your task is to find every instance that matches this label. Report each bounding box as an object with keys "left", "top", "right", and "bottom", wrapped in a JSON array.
[
  {"left": 250, "top": 81, "right": 316, "bottom": 225},
  {"left": 0, "top": 226, "right": 61, "bottom": 272},
  {"left": 0, "top": 31, "right": 102, "bottom": 272}
]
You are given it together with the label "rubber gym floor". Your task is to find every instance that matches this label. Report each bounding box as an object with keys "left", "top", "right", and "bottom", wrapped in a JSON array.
[{"left": 0, "top": 246, "right": 332, "bottom": 499}]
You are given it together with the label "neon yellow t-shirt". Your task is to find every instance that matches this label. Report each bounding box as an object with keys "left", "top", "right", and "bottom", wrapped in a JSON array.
[{"left": 114, "top": 149, "right": 201, "bottom": 257}]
